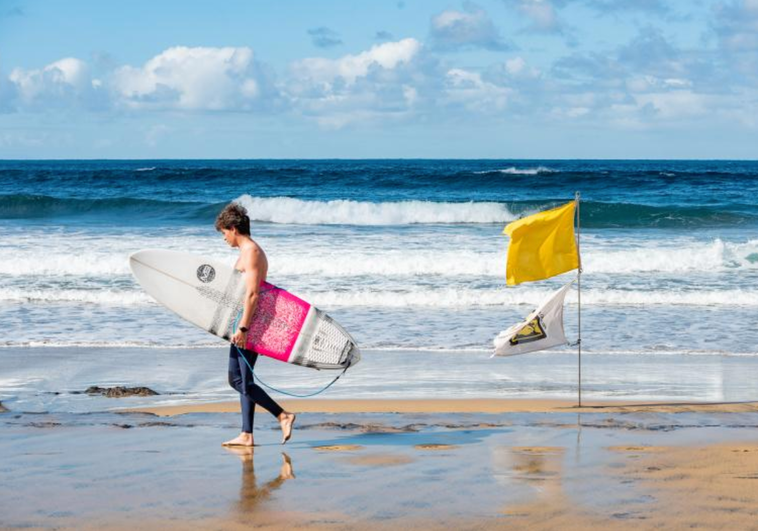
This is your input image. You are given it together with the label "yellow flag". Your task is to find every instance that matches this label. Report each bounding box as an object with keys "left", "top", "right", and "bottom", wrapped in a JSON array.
[{"left": 503, "top": 201, "right": 579, "bottom": 286}]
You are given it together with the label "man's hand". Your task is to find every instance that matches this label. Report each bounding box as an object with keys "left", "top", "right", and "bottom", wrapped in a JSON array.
[{"left": 232, "top": 329, "right": 247, "bottom": 348}]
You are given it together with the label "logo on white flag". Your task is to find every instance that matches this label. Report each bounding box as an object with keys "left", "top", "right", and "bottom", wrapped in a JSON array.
[{"left": 509, "top": 316, "right": 547, "bottom": 345}]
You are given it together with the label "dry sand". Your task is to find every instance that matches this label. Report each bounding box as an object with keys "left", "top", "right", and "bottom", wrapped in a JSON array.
[{"left": 131, "top": 397, "right": 758, "bottom": 416}]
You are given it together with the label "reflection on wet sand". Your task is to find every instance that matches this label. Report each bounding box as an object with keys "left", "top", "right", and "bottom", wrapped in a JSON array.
[
  {"left": 492, "top": 446, "right": 570, "bottom": 521},
  {"left": 225, "top": 448, "right": 295, "bottom": 516},
  {"left": 510, "top": 447, "right": 564, "bottom": 483},
  {"left": 495, "top": 446, "right": 565, "bottom": 485}
]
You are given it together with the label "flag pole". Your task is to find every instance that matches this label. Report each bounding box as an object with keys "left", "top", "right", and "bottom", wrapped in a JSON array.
[{"left": 575, "top": 191, "right": 582, "bottom": 407}]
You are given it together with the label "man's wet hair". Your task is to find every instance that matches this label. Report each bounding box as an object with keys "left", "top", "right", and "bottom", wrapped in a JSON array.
[{"left": 215, "top": 203, "right": 251, "bottom": 236}]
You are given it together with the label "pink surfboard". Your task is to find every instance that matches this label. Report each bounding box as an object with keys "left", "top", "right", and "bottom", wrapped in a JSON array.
[{"left": 130, "top": 250, "right": 360, "bottom": 370}]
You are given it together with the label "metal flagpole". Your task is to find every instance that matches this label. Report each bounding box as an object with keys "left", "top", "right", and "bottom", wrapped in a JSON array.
[{"left": 575, "top": 191, "right": 582, "bottom": 407}]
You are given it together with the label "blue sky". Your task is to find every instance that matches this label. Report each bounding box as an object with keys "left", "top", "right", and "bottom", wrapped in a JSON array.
[{"left": 1, "top": 0, "right": 757, "bottom": 159}]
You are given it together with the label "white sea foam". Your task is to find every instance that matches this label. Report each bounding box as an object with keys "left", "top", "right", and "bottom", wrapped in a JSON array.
[
  {"left": 299, "top": 287, "right": 758, "bottom": 308},
  {"left": 273, "top": 238, "right": 758, "bottom": 276},
  {"left": 583, "top": 239, "right": 758, "bottom": 274},
  {"left": 0, "top": 340, "right": 224, "bottom": 349},
  {"left": 3, "top": 239, "right": 755, "bottom": 278},
  {"left": 2, "top": 285, "right": 754, "bottom": 307},
  {"left": 2, "top": 342, "right": 756, "bottom": 357},
  {"left": 0, "top": 288, "right": 151, "bottom": 305},
  {"left": 473, "top": 166, "right": 558, "bottom": 175},
  {"left": 580, "top": 348, "right": 758, "bottom": 357},
  {"left": 362, "top": 347, "right": 758, "bottom": 357},
  {"left": 0, "top": 254, "right": 134, "bottom": 276},
  {"left": 236, "top": 195, "right": 517, "bottom": 225},
  {"left": 273, "top": 250, "right": 503, "bottom": 277}
]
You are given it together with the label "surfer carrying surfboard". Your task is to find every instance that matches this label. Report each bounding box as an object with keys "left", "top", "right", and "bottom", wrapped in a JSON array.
[{"left": 215, "top": 203, "right": 297, "bottom": 447}]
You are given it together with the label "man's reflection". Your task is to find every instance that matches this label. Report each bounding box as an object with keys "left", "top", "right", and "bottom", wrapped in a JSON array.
[{"left": 225, "top": 448, "right": 295, "bottom": 515}]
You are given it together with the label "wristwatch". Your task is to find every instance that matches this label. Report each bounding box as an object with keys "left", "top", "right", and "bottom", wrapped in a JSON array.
[{"left": 239, "top": 326, "right": 249, "bottom": 333}]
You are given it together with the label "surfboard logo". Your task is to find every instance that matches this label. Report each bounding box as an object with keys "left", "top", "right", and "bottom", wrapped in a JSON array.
[
  {"left": 509, "top": 316, "right": 547, "bottom": 345},
  {"left": 196, "top": 264, "right": 216, "bottom": 283}
]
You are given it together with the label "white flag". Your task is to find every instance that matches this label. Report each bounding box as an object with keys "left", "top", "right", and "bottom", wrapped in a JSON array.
[{"left": 493, "top": 281, "right": 574, "bottom": 357}]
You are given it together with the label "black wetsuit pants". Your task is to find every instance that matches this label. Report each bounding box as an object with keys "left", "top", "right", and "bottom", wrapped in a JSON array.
[{"left": 228, "top": 345, "right": 284, "bottom": 433}]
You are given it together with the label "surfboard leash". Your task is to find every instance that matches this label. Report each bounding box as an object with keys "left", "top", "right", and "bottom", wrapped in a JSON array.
[
  {"left": 233, "top": 344, "right": 351, "bottom": 398},
  {"left": 230, "top": 310, "right": 352, "bottom": 397}
]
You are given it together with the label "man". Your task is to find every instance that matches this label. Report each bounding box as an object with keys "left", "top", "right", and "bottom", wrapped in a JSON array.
[{"left": 215, "top": 202, "right": 296, "bottom": 447}]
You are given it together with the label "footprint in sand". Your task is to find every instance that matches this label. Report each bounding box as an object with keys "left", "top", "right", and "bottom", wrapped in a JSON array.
[
  {"left": 414, "top": 444, "right": 458, "bottom": 451},
  {"left": 608, "top": 446, "right": 667, "bottom": 453},
  {"left": 313, "top": 444, "right": 363, "bottom": 451},
  {"left": 347, "top": 454, "right": 414, "bottom": 466},
  {"left": 511, "top": 446, "right": 564, "bottom": 454}
]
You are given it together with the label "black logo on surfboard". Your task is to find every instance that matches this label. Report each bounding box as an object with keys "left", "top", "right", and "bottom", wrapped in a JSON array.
[{"left": 197, "top": 264, "right": 216, "bottom": 283}]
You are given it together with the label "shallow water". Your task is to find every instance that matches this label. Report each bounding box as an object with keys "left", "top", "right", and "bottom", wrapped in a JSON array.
[{"left": 2, "top": 347, "right": 758, "bottom": 414}]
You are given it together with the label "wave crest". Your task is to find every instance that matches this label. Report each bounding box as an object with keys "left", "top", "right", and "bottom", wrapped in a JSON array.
[
  {"left": 474, "top": 166, "right": 558, "bottom": 175},
  {"left": 236, "top": 195, "right": 517, "bottom": 225}
]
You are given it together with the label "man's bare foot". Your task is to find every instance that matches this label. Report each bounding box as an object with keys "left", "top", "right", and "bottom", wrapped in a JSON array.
[
  {"left": 222, "top": 432, "right": 254, "bottom": 447},
  {"left": 279, "top": 412, "right": 296, "bottom": 445},
  {"left": 280, "top": 452, "right": 296, "bottom": 479}
]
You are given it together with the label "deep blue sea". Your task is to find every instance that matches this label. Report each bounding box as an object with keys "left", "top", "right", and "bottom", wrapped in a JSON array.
[{"left": 1, "top": 160, "right": 757, "bottom": 410}]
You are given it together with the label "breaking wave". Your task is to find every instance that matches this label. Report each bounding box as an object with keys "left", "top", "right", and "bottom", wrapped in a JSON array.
[
  {"left": 1, "top": 193, "right": 755, "bottom": 228},
  {"left": 473, "top": 166, "right": 558, "bottom": 175},
  {"left": 235, "top": 195, "right": 517, "bottom": 225}
]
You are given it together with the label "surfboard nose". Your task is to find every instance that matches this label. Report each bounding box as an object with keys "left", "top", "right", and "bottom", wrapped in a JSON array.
[
  {"left": 129, "top": 250, "right": 147, "bottom": 276},
  {"left": 128, "top": 249, "right": 151, "bottom": 271}
]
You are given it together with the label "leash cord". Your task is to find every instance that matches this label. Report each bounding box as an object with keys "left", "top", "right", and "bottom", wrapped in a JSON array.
[{"left": 232, "top": 314, "right": 350, "bottom": 398}]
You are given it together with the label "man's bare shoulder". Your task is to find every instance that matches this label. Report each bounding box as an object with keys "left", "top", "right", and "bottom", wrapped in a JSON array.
[{"left": 241, "top": 241, "right": 266, "bottom": 263}]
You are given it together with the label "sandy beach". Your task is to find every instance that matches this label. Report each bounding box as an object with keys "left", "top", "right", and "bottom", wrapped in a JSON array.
[
  {"left": 4, "top": 399, "right": 758, "bottom": 530},
  {"left": 134, "top": 397, "right": 758, "bottom": 416}
]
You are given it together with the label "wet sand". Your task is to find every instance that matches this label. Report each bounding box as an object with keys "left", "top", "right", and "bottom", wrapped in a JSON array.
[{"left": 3, "top": 403, "right": 758, "bottom": 530}]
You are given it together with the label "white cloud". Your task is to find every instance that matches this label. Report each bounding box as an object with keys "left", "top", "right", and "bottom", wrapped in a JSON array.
[
  {"left": 520, "top": 0, "right": 560, "bottom": 30},
  {"left": 3, "top": 25, "right": 750, "bottom": 135},
  {"left": 111, "top": 46, "right": 272, "bottom": 111},
  {"left": 9, "top": 57, "right": 98, "bottom": 108},
  {"left": 403, "top": 85, "right": 418, "bottom": 106},
  {"left": 502, "top": 56, "right": 541, "bottom": 79},
  {"left": 505, "top": 57, "right": 526, "bottom": 74},
  {"left": 286, "top": 38, "right": 431, "bottom": 127},
  {"left": 444, "top": 68, "right": 511, "bottom": 112},
  {"left": 503, "top": 0, "right": 564, "bottom": 33},
  {"left": 291, "top": 38, "right": 421, "bottom": 87},
  {"left": 430, "top": 2, "right": 512, "bottom": 51},
  {"left": 626, "top": 75, "right": 692, "bottom": 92},
  {"left": 633, "top": 90, "right": 708, "bottom": 120}
]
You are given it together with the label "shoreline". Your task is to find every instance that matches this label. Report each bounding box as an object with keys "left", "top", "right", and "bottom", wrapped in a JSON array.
[{"left": 129, "top": 398, "right": 758, "bottom": 416}]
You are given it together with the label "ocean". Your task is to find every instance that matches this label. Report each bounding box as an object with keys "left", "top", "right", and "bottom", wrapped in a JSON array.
[{"left": 1, "top": 159, "right": 757, "bottom": 412}]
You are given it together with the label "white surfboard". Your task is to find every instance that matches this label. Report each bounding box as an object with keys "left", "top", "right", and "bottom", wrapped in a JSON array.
[{"left": 129, "top": 249, "right": 360, "bottom": 370}]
